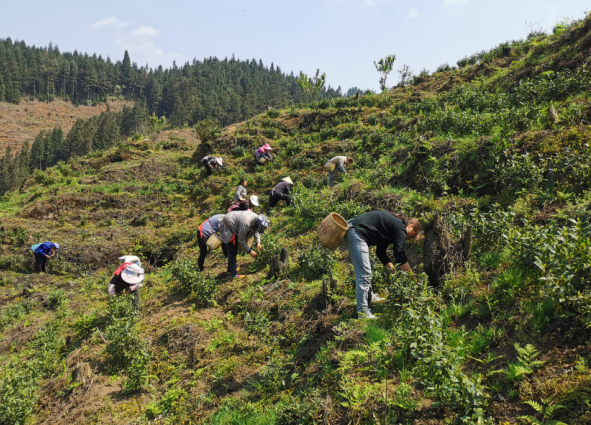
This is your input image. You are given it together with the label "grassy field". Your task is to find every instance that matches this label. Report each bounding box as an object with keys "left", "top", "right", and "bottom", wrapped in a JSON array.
[{"left": 1, "top": 13, "right": 591, "bottom": 425}]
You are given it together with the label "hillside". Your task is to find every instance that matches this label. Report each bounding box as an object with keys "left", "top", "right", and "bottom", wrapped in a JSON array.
[
  {"left": 0, "top": 99, "right": 133, "bottom": 153},
  {"left": 1, "top": 12, "right": 591, "bottom": 425},
  {"left": 0, "top": 39, "right": 343, "bottom": 128}
]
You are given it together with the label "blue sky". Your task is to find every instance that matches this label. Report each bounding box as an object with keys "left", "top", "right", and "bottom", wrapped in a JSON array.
[{"left": 1, "top": 0, "right": 589, "bottom": 91}]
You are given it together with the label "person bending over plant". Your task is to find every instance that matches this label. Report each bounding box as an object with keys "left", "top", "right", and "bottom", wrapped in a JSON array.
[
  {"left": 344, "top": 211, "right": 421, "bottom": 319},
  {"left": 219, "top": 211, "right": 270, "bottom": 279},
  {"left": 31, "top": 241, "right": 60, "bottom": 273},
  {"left": 108, "top": 259, "right": 145, "bottom": 308},
  {"left": 197, "top": 214, "right": 228, "bottom": 271}
]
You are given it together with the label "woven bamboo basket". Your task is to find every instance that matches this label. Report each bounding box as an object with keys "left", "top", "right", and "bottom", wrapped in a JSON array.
[
  {"left": 317, "top": 213, "right": 348, "bottom": 250},
  {"left": 258, "top": 157, "right": 267, "bottom": 164},
  {"left": 206, "top": 233, "right": 223, "bottom": 251},
  {"left": 239, "top": 235, "right": 255, "bottom": 252},
  {"left": 324, "top": 161, "right": 336, "bottom": 172}
]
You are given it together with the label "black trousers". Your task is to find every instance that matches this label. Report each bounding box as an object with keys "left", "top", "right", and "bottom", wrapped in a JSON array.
[
  {"left": 202, "top": 161, "right": 213, "bottom": 176},
  {"left": 226, "top": 242, "right": 239, "bottom": 276},
  {"left": 268, "top": 192, "right": 291, "bottom": 211},
  {"left": 35, "top": 253, "right": 47, "bottom": 273},
  {"left": 198, "top": 233, "right": 228, "bottom": 271}
]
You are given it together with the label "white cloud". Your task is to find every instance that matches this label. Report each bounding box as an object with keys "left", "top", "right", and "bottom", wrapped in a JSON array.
[
  {"left": 114, "top": 24, "right": 184, "bottom": 66},
  {"left": 90, "top": 17, "right": 129, "bottom": 29},
  {"left": 408, "top": 8, "right": 419, "bottom": 18},
  {"left": 443, "top": 0, "right": 469, "bottom": 6},
  {"left": 90, "top": 18, "right": 184, "bottom": 67}
]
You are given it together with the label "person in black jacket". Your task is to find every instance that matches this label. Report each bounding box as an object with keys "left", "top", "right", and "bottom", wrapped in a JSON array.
[
  {"left": 267, "top": 177, "right": 293, "bottom": 213},
  {"left": 345, "top": 211, "right": 421, "bottom": 319},
  {"left": 201, "top": 156, "right": 223, "bottom": 176}
]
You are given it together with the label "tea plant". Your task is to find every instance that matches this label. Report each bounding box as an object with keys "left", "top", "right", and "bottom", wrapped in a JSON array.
[
  {"left": 0, "top": 300, "right": 35, "bottom": 330},
  {"left": 297, "top": 245, "right": 335, "bottom": 279},
  {"left": 0, "top": 319, "right": 65, "bottom": 424},
  {"left": 104, "top": 295, "right": 151, "bottom": 391},
  {"left": 171, "top": 257, "right": 218, "bottom": 306}
]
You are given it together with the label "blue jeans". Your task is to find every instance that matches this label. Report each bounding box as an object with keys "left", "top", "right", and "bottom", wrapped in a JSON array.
[{"left": 344, "top": 227, "right": 372, "bottom": 314}]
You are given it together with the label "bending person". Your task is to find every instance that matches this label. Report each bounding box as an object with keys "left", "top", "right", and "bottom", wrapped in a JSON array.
[
  {"left": 197, "top": 214, "right": 227, "bottom": 271},
  {"left": 32, "top": 241, "right": 60, "bottom": 273},
  {"left": 108, "top": 260, "right": 145, "bottom": 308},
  {"left": 345, "top": 211, "right": 421, "bottom": 319},
  {"left": 326, "top": 156, "right": 353, "bottom": 188},
  {"left": 255, "top": 143, "right": 273, "bottom": 164},
  {"left": 201, "top": 156, "right": 223, "bottom": 177},
  {"left": 228, "top": 195, "right": 259, "bottom": 213},
  {"left": 219, "top": 211, "right": 270, "bottom": 279},
  {"left": 268, "top": 177, "right": 293, "bottom": 214},
  {"left": 232, "top": 179, "right": 248, "bottom": 203}
]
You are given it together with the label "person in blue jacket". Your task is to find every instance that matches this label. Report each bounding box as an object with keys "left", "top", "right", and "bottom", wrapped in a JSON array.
[{"left": 33, "top": 242, "right": 60, "bottom": 273}]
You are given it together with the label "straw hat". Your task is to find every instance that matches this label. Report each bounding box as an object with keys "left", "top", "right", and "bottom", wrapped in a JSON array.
[
  {"left": 281, "top": 177, "right": 293, "bottom": 185},
  {"left": 216, "top": 157, "right": 223, "bottom": 166},
  {"left": 250, "top": 195, "right": 260, "bottom": 206},
  {"left": 121, "top": 263, "right": 145, "bottom": 285},
  {"left": 118, "top": 255, "right": 141, "bottom": 266}
]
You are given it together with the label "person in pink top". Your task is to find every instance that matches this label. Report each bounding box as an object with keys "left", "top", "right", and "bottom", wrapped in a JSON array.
[{"left": 255, "top": 143, "right": 273, "bottom": 164}]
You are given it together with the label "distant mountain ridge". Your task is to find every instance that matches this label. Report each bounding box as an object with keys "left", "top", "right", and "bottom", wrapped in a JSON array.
[{"left": 0, "top": 39, "right": 343, "bottom": 126}]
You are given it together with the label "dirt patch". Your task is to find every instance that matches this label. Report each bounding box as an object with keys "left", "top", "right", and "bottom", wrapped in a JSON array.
[{"left": 0, "top": 99, "right": 133, "bottom": 153}]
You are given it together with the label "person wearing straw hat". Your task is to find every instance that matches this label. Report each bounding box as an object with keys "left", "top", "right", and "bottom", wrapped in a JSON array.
[
  {"left": 228, "top": 195, "right": 260, "bottom": 213},
  {"left": 344, "top": 211, "right": 422, "bottom": 320},
  {"left": 108, "top": 261, "right": 145, "bottom": 308},
  {"left": 219, "top": 211, "right": 270, "bottom": 279},
  {"left": 32, "top": 241, "right": 60, "bottom": 273},
  {"left": 326, "top": 156, "right": 353, "bottom": 188},
  {"left": 255, "top": 143, "right": 273, "bottom": 164},
  {"left": 267, "top": 177, "right": 293, "bottom": 214},
  {"left": 201, "top": 155, "right": 223, "bottom": 177},
  {"left": 232, "top": 179, "right": 248, "bottom": 203},
  {"left": 197, "top": 214, "right": 227, "bottom": 271}
]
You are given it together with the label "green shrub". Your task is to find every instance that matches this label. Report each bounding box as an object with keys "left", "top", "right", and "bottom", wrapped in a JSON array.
[
  {"left": 0, "top": 319, "right": 65, "bottom": 424},
  {"left": 47, "top": 288, "right": 68, "bottom": 310},
  {"left": 0, "top": 254, "right": 29, "bottom": 272},
  {"left": 0, "top": 300, "right": 35, "bottom": 331},
  {"left": 104, "top": 295, "right": 151, "bottom": 391},
  {"left": 297, "top": 245, "right": 335, "bottom": 279},
  {"left": 171, "top": 257, "right": 218, "bottom": 306}
]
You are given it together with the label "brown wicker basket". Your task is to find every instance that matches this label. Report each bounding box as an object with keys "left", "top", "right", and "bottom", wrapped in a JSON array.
[
  {"left": 317, "top": 213, "right": 349, "bottom": 250},
  {"left": 206, "top": 234, "right": 223, "bottom": 250},
  {"left": 324, "top": 161, "right": 336, "bottom": 172}
]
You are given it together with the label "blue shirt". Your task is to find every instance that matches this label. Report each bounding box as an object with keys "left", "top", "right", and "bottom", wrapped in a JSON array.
[
  {"left": 200, "top": 214, "right": 224, "bottom": 239},
  {"left": 35, "top": 242, "right": 57, "bottom": 256}
]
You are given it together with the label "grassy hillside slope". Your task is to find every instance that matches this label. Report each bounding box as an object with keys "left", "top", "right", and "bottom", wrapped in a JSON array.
[
  {"left": 0, "top": 99, "right": 133, "bottom": 153},
  {"left": 1, "top": 13, "right": 591, "bottom": 425}
]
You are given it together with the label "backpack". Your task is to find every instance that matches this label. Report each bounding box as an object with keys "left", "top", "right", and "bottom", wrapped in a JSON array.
[{"left": 30, "top": 243, "right": 42, "bottom": 253}]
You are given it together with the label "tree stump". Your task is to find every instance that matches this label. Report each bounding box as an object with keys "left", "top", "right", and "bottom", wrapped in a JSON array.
[
  {"left": 72, "top": 362, "right": 93, "bottom": 385},
  {"left": 423, "top": 214, "right": 472, "bottom": 286},
  {"left": 268, "top": 248, "right": 289, "bottom": 279}
]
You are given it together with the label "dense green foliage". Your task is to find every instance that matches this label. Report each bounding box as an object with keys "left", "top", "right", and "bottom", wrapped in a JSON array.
[{"left": 0, "top": 39, "right": 343, "bottom": 125}]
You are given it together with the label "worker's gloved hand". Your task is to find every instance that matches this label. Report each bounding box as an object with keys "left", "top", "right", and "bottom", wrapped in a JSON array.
[
  {"left": 257, "top": 243, "right": 262, "bottom": 251},
  {"left": 249, "top": 251, "right": 258, "bottom": 258}
]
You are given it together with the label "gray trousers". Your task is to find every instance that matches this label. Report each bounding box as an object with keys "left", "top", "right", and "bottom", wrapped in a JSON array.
[
  {"left": 344, "top": 227, "right": 372, "bottom": 314},
  {"left": 328, "top": 170, "right": 337, "bottom": 188}
]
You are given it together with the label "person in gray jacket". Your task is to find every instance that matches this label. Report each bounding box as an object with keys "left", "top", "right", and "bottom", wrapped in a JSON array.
[
  {"left": 326, "top": 156, "right": 353, "bottom": 187},
  {"left": 219, "top": 211, "right": 270, "bottom": 278},
  {"left": 232, "top": 180, "right": 248, "bottom": 203}
]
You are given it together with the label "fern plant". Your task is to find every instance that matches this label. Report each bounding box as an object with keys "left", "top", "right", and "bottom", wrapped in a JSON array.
[
  {"left": 519, "top": 399, "right": 566, "bottom": 425},
  {"left": 515, "top": 343, "right": 545, "bottom": 371}
]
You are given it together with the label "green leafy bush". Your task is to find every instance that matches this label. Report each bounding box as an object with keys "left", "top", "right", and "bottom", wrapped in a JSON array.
[
  {"left": 0, "top": 300, "right": 35, "bottom": 331},
  {"left": 171, "top": 257, "right": 218, "bottom": 306},
  {"left": 104, "top": 295, "right": 151, "bottom": 391},
  {"left": 297, "top": 245, "right": 335, "bottom": 279}
]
